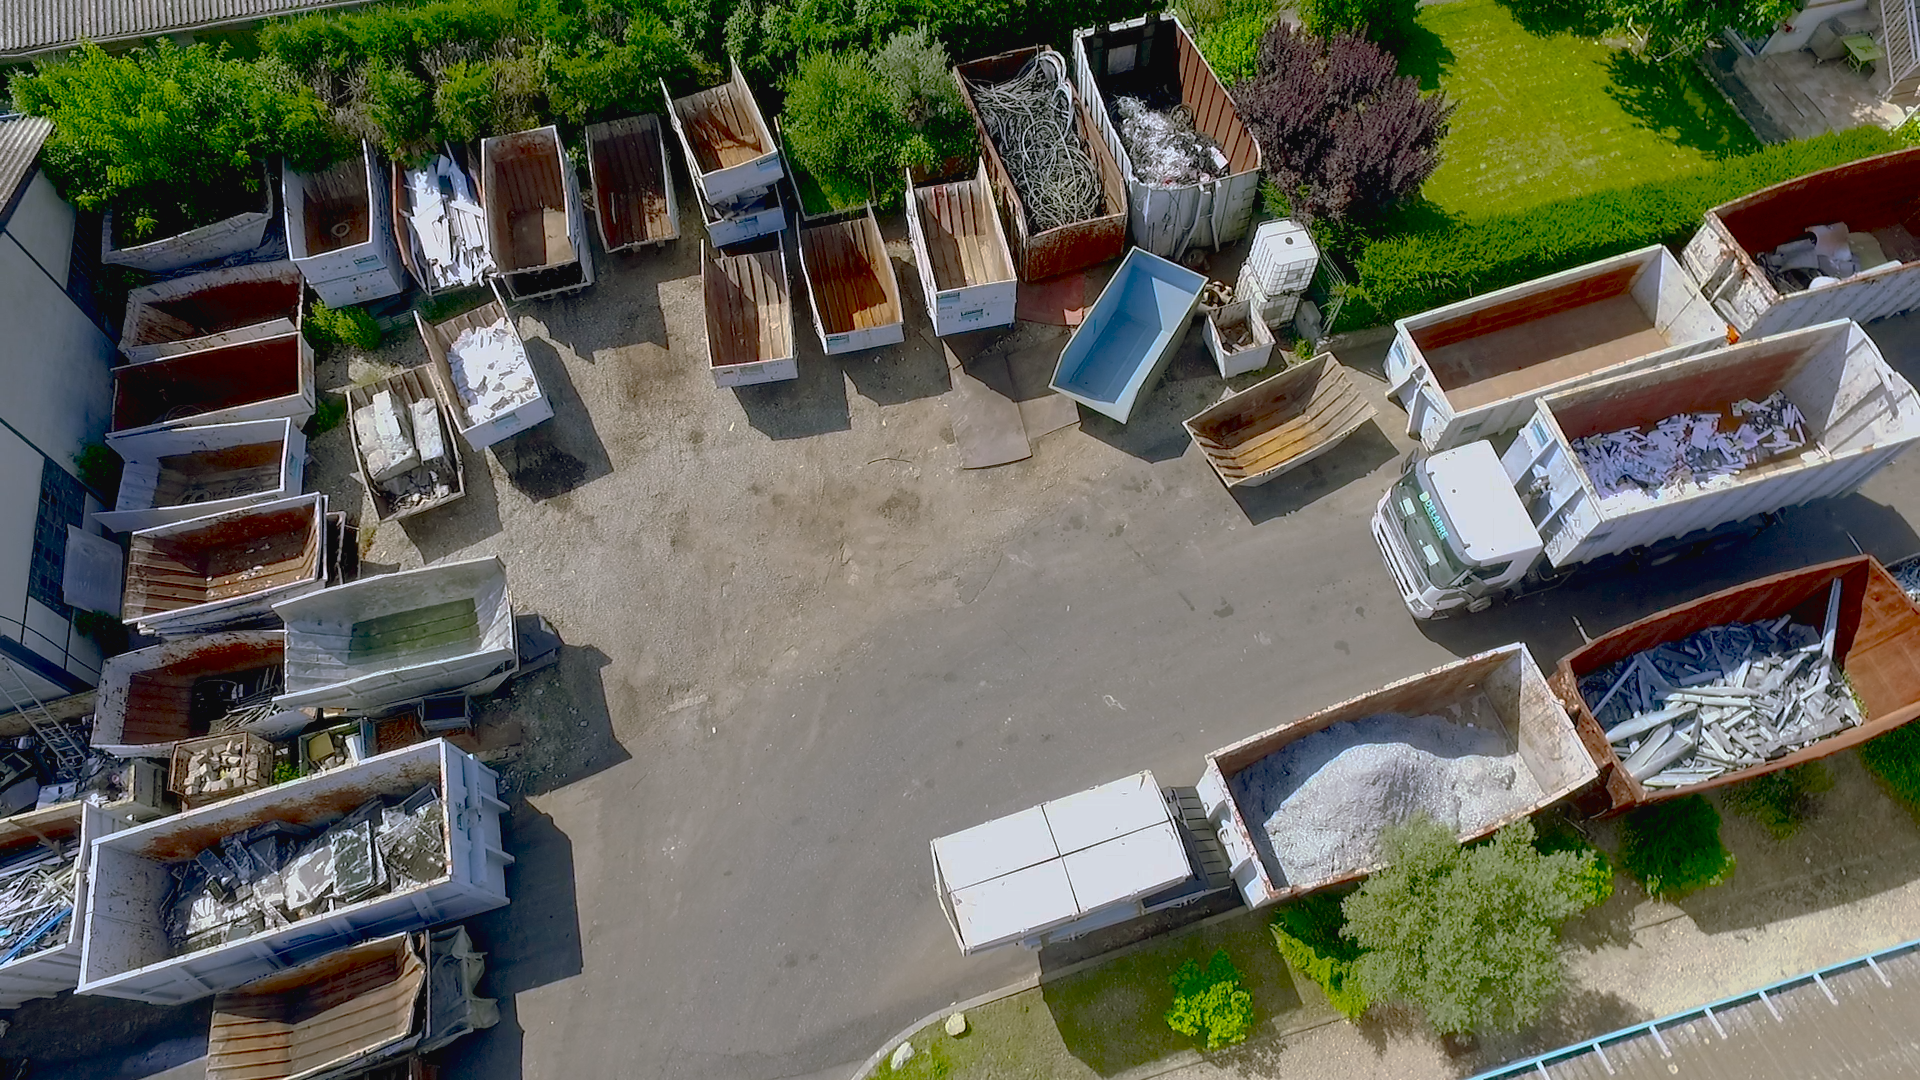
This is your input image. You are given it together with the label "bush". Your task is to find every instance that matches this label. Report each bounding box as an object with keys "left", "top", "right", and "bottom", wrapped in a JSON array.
[
  {"left": 1341, "top": 818, "right": 1608, "bottom": 1035},
  {"left": 1236, "top": 24, "right": 1452, "bottom": 224},
  {"left": 1296, "top": 0, "right": 1419, "bottom": 44},
  {"left": 72, "top": 442, "right": 120, "bottom": 496},
  {"left": 1726, "top": 761, "right": 1832, "bottom": 840},
  {"left": 1341, "top": 125, "right": 1909, "bottom": 326},
  {"left": 1618, "top": 795, "right": 1733, "bottom": 901},
  {"left": 1165, "top": 949, "right": 1255, "bottom": 1050},
  {"left": 1183, "top": 0, "right": 1275, "bottom": 86},
  {"left": 781, "top": 29, "right": 973, "bottom": 209},
  {"left": 306, "top": 301, "right": 383, "bottom": 351},
  {"left": 12, "top": 41, "right": 347, "bottom": 240},
  {"left": 1862, "top": 721, "right": 1920, "bottom": 808},
  {"left": 261, "top": 0, "right": 699, "bottom": 156},
  {"left": 1271, "top": 894, "right": 1369, "bottom": 1018}
]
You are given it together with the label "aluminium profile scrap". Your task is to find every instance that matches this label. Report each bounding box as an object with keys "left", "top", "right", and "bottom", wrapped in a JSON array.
[{"left": 1577, "top": 591, "right": 1863, "bottom": 789}]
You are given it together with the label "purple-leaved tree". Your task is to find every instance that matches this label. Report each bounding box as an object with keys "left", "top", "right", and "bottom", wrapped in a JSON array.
[{"left": 1236, "top": 23, "right": 1453, "bottom": 223}]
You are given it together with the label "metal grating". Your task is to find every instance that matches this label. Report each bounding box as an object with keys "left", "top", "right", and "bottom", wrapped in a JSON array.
[{"left": 1471, "top": 938, "right": 1920, "bottom": 1080}]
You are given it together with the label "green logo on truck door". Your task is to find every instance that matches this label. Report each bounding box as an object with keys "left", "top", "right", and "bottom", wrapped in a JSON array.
[{"left": 1416, "top": 490, "right": 1449, "bottom": 541}]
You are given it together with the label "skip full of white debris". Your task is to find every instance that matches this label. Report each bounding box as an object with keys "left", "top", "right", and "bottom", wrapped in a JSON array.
[
  {"left": 1572, "top": 392, "right": 1811, "bottom": 506},
  {"left": 405, "top": 155, "right": 494, "bottom": 291},
  {"left": 1114, "top": 97, "right": 1227, "bottom": 188},
  {"left": 446, "top": 319, "right": 540, "bottom": 428},
  {"left": 1578, "top": 580, "right": 1861, "bottom": 790}
]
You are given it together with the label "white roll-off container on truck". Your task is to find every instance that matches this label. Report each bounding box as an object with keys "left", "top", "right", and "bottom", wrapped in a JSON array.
[{"left": 1373, "top": 319, "right": 1920, "bottom": 618}]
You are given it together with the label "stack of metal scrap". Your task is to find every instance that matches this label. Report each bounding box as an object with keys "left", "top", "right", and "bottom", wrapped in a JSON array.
[
  {"left": 0, "top": 842, "right": 78, "bottom": 961},
  {"left": 1572, "top": 392, "right": 1809, "bottom": 504},
  {"left": 163, "top": 786, "right": 448, "bottom": 955},
  {"left": 192, "top": 665, "right": 284, "bottom": 736},
  {"left": 1578, "top": 582, "right": 1860, "bottom": 789}
]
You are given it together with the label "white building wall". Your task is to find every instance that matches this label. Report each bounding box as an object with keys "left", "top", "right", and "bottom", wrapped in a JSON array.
[
  {"left": 0, "top": 175, "right": 113, "bottom": 467},
  {"left": 0, "top": 166, "right": 115, "bottom": 697}
]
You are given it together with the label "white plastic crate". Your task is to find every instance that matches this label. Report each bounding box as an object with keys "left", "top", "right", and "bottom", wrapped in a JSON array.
[{"left": 1242, "top": 219, "right": 1318, "bottom": 297}]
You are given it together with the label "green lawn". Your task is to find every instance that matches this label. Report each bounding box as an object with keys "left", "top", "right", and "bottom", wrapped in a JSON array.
[
  {"left": 1406, "top": 0, "right": 1759, "bottom": 220},
  {"left": 879, "top": 910, "right": 1342, "bottom": 1080}
]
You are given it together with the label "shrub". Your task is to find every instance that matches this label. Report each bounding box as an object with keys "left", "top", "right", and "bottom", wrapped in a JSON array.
[
  {"left": 306, "top": 301, "right": 383, "bottom": 351},
  {"left": 1183, "top": 0, "right": 1275, "bottom": 86},
  {"left": 310, "top": 394, "right": 348, "bottom": 436},
  {"left": 1271, "top": 894, "right": 1369, "bottom": 1018},
  {"left": 1296, "top": 0, "right": 1419, "bottom": 44},
  {"left": 1726, "top": 761, "right": 1832, "bottom": 840},
  {"left": 1236, "top": 24, "right": 1453, "bottom": 224},
  {"left": 1862, "top": 721, "right": 1920, "bottom": 808},
  {"left": 261, "top": 0, "right": 698, "bottom": 155},
  {"left": 1618, "top": 795, "right": 1733, "bottom": 901},
  {"left": 872, "top": 28, "right": 974, "bottom": 171},
  {"left": 1165, "top": 949, "right": 1255, "bottom": 1050},
  {"left": 72, "top": 442, "right": 120, "bottom": 496},
  {"left": 12, "top": 41, "right": 347, "bottom": 240},
  {"left": 782, "top": 29, "right": 972, "bottom": 209},
  {"left": 1341, "top": 818, "right": 1608, "bottom": 1035},
  {"left": 1341, "top": 125, "right": 1907, "bottom": 326}
]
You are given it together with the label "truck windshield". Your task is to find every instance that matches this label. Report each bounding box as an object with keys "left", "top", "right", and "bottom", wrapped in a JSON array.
[{"left": 1388, "top": 471, "right": 1471, "bottom": 588}]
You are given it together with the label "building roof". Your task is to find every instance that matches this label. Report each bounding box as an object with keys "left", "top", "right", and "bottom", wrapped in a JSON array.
[
  {"left": 0, "top": 0, "right": 379, "bottom": 59},
  {"left": 0, "top": 115, "right": 52, "bottom": 216}
]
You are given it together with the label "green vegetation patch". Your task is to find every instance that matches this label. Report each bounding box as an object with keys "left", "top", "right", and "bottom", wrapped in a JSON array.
[
  {"left": 1619, "top": 795, "right": 1734, "bottom": 901},
  {"left": 1408, "top": 0, "right": 1756, "bottom": 220},
  {"left": 1726, "top": 761, "right": 1833, "bottom": 840}
]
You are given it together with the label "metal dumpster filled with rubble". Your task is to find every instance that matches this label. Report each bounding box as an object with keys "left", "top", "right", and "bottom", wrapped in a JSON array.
[
  {"left": 1681, "top": 146, "right": 1920, "bottom": 337},
  {"left": 0, "top": 803, "right": 121, "bottom": 1009},
  {"left": 1555, "top": 555, "right": 1920, "bottom": 814},
  {"left": 79, "top": 739, "right": 510, "bottom": 1004},
  {"left": 1198, "top": 644, "right": 1596, "bottom": 909}
]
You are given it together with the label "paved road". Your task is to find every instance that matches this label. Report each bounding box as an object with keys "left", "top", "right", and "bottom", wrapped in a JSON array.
[
  {"left": 20, "top": 272, "right": 1920, "bottom": 1080},
  {"left": 439, "top": 311, "right": 1920, "bottom": 1080}
]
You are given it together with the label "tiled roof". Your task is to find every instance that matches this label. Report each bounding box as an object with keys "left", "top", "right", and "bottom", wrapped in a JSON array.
[
  {"left": 0, "top": 0, "right": 378, "bottom": 58},
  {"left": 0, "top": 116, "right": 52, "bottom": 214}
]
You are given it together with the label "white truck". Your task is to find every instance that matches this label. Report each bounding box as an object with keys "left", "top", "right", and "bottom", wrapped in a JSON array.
[{"left": 1373, "top": 319, "right": 1920, "bottom": 618}]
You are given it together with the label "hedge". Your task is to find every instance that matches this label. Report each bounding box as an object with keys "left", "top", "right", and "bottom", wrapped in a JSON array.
[
  {"left": 1341, "top": 126, "right": 1912, "bottom": 328},
  {"left": 1270, "top": 893, "right": 1369, "bottom": 1018}
]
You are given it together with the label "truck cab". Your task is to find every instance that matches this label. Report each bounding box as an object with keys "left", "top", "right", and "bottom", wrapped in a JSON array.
[{"left": 1372, "top": 441, "right": 1542, "bottom": 618}]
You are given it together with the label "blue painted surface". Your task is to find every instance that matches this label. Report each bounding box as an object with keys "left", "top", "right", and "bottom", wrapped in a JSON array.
[{"left": 1051, "top": 248, "right": 1206, "bottom": 423}]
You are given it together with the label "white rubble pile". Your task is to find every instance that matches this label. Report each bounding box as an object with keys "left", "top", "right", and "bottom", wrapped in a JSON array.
[
  {"left": 353, "top": 388, "right": 457, "bottom": 512},
  {"left": 1572, "top": 391, "right": 1809, "bottom": 506},
  {"left": 1578, "top": 583, "right": 1863, "bottom": 790},
  {"left": 352, "top": 390, "right": 418, "bottom": 482},
  {"left": 446, "top": 319, "right": 539, "bottom": 427},
  {"left": 1114, "top": 97, "right": 1227, "bottom": 187},
  {"left": 1230, "top": 710, "right": 1546, "bottom": 887},
  {"left": 1756, "top": 220, "right": 1902, "bottom": 293},
  {"left": 405, "top": 155, "right": 493, "bottom": 290}
]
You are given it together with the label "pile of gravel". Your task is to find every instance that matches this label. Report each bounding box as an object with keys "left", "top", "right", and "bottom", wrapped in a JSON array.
[{"left": 1230, "top": 710, "right": 1546, "bottom": 887}]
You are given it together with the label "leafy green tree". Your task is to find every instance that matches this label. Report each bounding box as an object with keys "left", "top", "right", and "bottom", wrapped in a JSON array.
[
  {"left": 1600, "top": 0, "right": 1797, "bottom": 59},
  {"left": 781, "top": 29, "right": 971, "bottom": 207},
  {"left": 1165, "top": 949, "right": 1255, "bottom": 1050},
  {"left": 11, "top": 41, "right": 345, "bottom": 240},
  {"left": 1341, "top": 818, "right": 1607, "bottom": 1035}
]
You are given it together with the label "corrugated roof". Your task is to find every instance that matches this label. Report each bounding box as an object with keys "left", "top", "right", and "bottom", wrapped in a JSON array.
[
  {"left": 0, "top": 0, "right": 379, "bottom": 58},
  {"left": 0, "top": 115, "right": 52, "bottom": 214}
]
